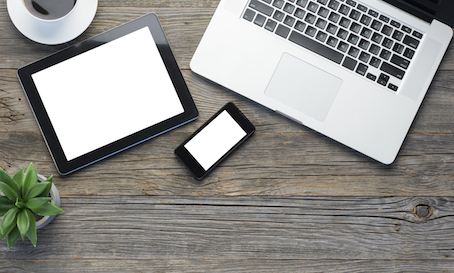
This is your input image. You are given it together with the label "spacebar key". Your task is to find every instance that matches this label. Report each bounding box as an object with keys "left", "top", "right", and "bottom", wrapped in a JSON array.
[{"left": 289, "top": 31, "right": 343, "bottom": 64}]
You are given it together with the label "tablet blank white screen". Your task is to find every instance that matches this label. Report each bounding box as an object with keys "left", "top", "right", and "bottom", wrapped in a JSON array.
[
  {"left": 32, "top": 27, "right": 184, "bottom": 161},
  {"left": 184, "top": 111, "right": 247, "bottom": 171}
]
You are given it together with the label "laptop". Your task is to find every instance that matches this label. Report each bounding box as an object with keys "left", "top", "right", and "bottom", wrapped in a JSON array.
[{"left": 190, "top": 0, "right": 454, "bottom": 164}]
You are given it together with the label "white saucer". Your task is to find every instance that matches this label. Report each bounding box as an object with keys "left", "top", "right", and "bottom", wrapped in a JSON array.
[{"left": 7, "top": 0, "right": 98, "bottom": 45}]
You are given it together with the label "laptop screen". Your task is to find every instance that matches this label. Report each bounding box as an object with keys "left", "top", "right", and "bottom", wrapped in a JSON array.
[{"left": 384, "top": 0, "right": 454, "bottom": 27}]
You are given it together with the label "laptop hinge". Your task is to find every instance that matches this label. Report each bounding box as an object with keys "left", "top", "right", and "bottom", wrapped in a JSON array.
[{"left": 381, "top": 0, "right": 433, "bottom": 24}]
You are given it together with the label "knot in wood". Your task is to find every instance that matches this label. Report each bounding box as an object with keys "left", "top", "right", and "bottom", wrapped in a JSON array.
[{"left": 413, "top": 204, "right": 432, "bottom": 219}]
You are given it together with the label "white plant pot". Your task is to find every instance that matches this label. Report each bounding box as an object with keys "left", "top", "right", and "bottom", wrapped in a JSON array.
[{"left": 36, "top": 174, "right": 61, "bottom": 229}]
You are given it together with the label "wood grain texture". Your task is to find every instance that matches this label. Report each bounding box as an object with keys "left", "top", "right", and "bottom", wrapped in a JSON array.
[
  {"left": 0, "top": 7, "right": 214, "bottom": 70},
  {"left": 1, "top": 66, "right": 453, "bottom": 196},
  {"left": 2, "top": 259, "right": 454, "bottom": 273},
  {"left": 1, "top": 0, "right": 454, "bottom": 271},
  {"left": 1, "top": 196, "right": 454, "bottom": 261}
]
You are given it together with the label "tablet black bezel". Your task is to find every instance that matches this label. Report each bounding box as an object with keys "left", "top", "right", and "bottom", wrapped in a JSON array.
[{"left": 17, "top": 13, "right": 198, "bottom": 175}]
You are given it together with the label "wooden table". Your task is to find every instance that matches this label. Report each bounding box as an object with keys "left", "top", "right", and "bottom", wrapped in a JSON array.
[{"left": 1, "top": 0, "right": 454, "bottom": 271}]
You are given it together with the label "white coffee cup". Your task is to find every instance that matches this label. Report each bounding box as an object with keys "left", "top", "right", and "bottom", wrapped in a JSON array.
[{"left": 23, "top": 0, "right": 79, "bottom": 22}]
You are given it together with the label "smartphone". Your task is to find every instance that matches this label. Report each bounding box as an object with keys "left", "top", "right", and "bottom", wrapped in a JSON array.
[{"left": 175, "top": 102, "right": 255, "bottom": 180}]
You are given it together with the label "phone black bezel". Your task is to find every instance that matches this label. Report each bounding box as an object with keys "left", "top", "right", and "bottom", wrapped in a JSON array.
[{"left": 174, "top": 102, "right": 255, "bottom": 180}]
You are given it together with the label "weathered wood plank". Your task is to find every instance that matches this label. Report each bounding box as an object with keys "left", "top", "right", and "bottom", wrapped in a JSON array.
[
  {"left": 0, "top": 129, "right": 453, "bottom": 197},
  {"left": 1, "top": 196, "right": 454, "bottom": 260},
  {"left": 0, "top": 0, "right": 221, "bottom": 8},
  {"left": 2, "top": 259, "right": 454, "bottom": 272},
  {"left": 1, "top": 69, "right": 454, "bottom": 134},
  {"left": 1, "top": 6, "right": 454, "bottom": 71},
  {"left": 0, "top": 7, "right": 214, "bottom": 70}
]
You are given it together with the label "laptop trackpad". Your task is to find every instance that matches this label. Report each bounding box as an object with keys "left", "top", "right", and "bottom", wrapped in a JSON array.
[{"left": 265, "top": 53, "right": 342, "bottom": 122}]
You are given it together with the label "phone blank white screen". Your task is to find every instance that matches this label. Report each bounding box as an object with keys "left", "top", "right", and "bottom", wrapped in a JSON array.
[
  {"left": 31, "top": 27, "right": 184, "bottom": 161},
  {"left": 184, "top": 110, "right": 247, "bottom": 171}
]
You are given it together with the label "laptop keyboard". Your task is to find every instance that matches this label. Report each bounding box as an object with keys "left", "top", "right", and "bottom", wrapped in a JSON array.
[{"left": 243, "top": 0, "right": 424, "bottom": 92}]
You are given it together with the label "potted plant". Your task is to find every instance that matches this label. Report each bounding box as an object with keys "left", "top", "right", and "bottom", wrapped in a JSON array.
[{"left": 0, "top": 163, "right": 64, "bottom": 248}]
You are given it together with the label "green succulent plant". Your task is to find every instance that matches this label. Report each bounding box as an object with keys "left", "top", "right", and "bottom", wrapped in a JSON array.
[{"left": 0, "top": 163, "right": 64, "bottom": 248}]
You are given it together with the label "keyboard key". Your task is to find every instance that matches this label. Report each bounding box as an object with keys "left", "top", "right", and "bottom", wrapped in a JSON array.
[
  {"left": 272, "top": 0, "right": 285, "bottom": 9},
  {"left": 370, "top": 56, "right": 381, "bottom": 67},
  {"left": 380, "top": 62, "right": 405, "bottom": 79},
  {"left": 347, "top": 33, "right": 359, "bottom": 45},
  {"left": 317, "top": 0, "right": 328, "bottom": 4},
  {"left": 295, "top": 20, "right": 306, "bottom": 32},
  {"left": 381, "top": 25, "right": 393, "bottom": 36},
  {"left": 413, "top": 30, "right": 423, "bottom": 39},
  {"left": 392, "top": 30, "right": 403, "bottom": 41},
  {"left": 262, "top": 0, "right": 273, "bottom": 3},
  {"left": 368, "top": 9, "right": 378, "bottom": 18},
  {"left": 349, "top": 10, "right": 361, "bottom": 21},
  {"left": 348, "top": 46, "right": 360, "bottom": 57},
  {"left": 326, "top": 23, "right": 338, "bottom": 34},
  {"left": 382, "top": 37, "right": 393, "bottom": 49},
  {"left": 296, "top": 0, "right": 308, "bottom": 8},
  {"left": 340, "top": 17, "right": 351, "bottom": 28},
  {"left": 358, "top": 39, "right": 370, "bottom": 50},
  {"left": 305, "top": 13, "right": 316, "bottom": 24},
  {"left": 305, "top": 25, "right": 317, "bottom": 36},
  {"left": 356, "top": 63, "right": 368, "bottom": 75},
  {"left": 284, "top": 15, "right": 296, "bottom": 26},
  {"left": 294, "top": 8, "right": 306, "bottom": 19},
  {"left": 401, "top": 25, "right": 412, "bottom": 33},
  {"left": 403, "top": 48, "right": 415, "bottom": 59},
  {"left": 273, "top": 10, "right": 285, "bottom": 21},
  {"left": 388, "top": 83, "right": 398, "bottom": 91},
  {"left": 284, "top": 3, "right": 295, "bottom": 13},
  {"left": 346, "top": 0, "right": 356, "bottom": 7},
  {"left": 377, "top": 73, "right": 390, "bottom": 86},
  {"left": 339, "top": 4, "right": 350, "bottom": 15},
  {"left": 369, "top": 44, "right": 380, "bottom": 55},
  {"left": 371, "top": 20, "right": 382, "bottom": 31},
  {"left": 327, "top": 35, "right": 339, "bottom": 47},
  {"left": 276, "top": 24, "right": 291, "bottom": 38},
  {"left": 288, "top": 30, "right": 344, "bottom": 63},
  {"left": 316, "top": 31, "right": 328, "bottom": 42},
  {"left": 328, "top": 12, "right": 340, "bottom": 23},
  {"left": 359, "top": 51, "right": 370, "bottom": 62},
  {"left": 366, "top": 73, "right": 377, "bottom": 81},
  {"left": 360, "top": 14, "right": 372, "bottom": 26},
  {"left": 360, "top": 27, "right": 372, "bottom": 38},
  {"left": 316, "top": 18, "right": 327, "bottom": 29},
  {"left": 337, "top": 41, "right": 349, "bottom": 52},
  {"left": 328, "top": 0, "right": 340, "bottom": 10},
  {"left": 392, "top": 43, "right": 404, "bottom": 54},
  {"left": 254, "top": 14, "right": 267, "bottom": 26},
  {"left": 380, "top": 49, "right": 391, "bottom": 60},
  {"left": 342, "top": 56, "right": 357, "bottom": 70},
  {"left": 318, "top": 7, "right": 329, "bottom": 17},
  {"left": 403, "top": 35, "right": 420, "bottom": 49},
  {"left": 265, "top": 19, "right": 278, "bottom": 31},
  {"left": 390, "top": 20, "right": 400, "bottom": 28},
  {"left": 307, "top": 1, "right": 319, "bottom": 12},
  {"left": 379, "top": 14, "right": 389, "bottom": 23},
  {"left": 243, "top": 9, "right": 256, "bottom": 21},
  {"left": 337, "top": 28, "right": 348, "bottom": 39},
  {"left": 371, "top": 32, "right": 383, "bottom": 44},
  {"left": 350, "top": 22, "right": 361, "bottom": 33},
  {"left": 250, "top": 0, "right": 274, "bottom": 16},
  {"left": 391, "top": 54, "right": 410, "bottom": 69},
  {"left": 357, "top": 4, "right": 367, "bottom": 12}
]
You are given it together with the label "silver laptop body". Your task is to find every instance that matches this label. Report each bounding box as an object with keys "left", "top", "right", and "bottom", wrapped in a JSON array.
[{"left": 191, "top": 0, "right": 453, "bottom": 164}]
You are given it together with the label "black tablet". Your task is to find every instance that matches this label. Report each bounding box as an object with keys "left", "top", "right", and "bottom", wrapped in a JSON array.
[{"left": 18, "top": 13, "right": 198, "bottom": 175}]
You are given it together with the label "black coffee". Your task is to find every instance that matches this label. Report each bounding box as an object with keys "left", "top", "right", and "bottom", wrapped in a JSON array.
[{"left": 24, "top": 0, "right": 77, "bottom": 20}]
